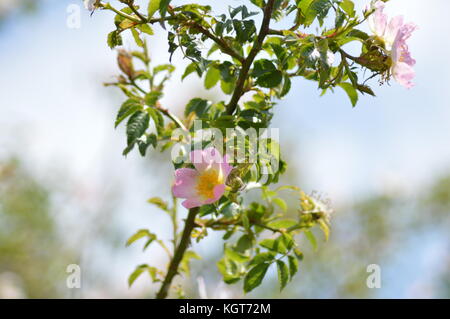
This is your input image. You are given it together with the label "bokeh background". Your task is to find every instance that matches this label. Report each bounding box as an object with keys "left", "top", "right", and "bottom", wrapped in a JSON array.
[{"left": 0, "top": 0, "right": 449, "bottom": 298}]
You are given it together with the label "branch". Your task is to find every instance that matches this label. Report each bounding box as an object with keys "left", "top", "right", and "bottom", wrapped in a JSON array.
[
  {"left": 100, "top": 2, "right": 142, "bottom": 24},
  {"left": 225, "top": 0, "right": 276, "bottom": 115},
  {"left": 155, "top": 102, "right": 188, "bottom": 131},
  {"left": 125, "top": 1, "right": 147, "bottom": 22},
  {"left": 156, "top": 207, "right": 199, "bottom": 299},
  {"left": 189, "top": 23, "right": 245, "bottom": 64}
]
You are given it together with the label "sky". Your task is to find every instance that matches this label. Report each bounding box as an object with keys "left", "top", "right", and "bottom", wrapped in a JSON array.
[{"left": 0, "top": 0, "right": 449, "bottom": 298}]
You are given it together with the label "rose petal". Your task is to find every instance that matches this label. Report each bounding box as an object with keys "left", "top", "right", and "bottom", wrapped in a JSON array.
[
  {"left": 221, "top": 154, "right": 233, "bottom": 179},
  {"left": 392, "top": 62, "right": 415, "bottom": 89},
  {"left": 172, "top": 168, "right": 199, "bottom": 199},
  {"left": 190, "top": 147, "right": 225, "bottom": 173},
  {"left": 385, "top": 15, "right": 404, "bottom": 48},
  {"left": 369, "top": 1, "right": 387, "bottom": 37},
  {"left": 182, "top": 197, "right": 204, "bottom": 209}
]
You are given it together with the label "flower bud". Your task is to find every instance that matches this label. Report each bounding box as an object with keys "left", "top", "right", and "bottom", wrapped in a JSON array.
[
  {"left": 117, "top": 49, "right": 135, "bottom": 79},
  {"left": 356, "top": 48, "right": 391, "bottom": 73}
]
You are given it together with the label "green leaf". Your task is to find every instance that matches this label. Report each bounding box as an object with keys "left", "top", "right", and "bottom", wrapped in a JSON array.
[
  {"left": 185, "top": 98, "right": 210, "bottom": 118},
  {"left": 115, "top": 99, "right": 142, "bottom": 128},
  {"left": 252, "top": 59, "right": 276, "bottom": 77},
  {"left": 154, "top": 64, "right": 175, "bottom": 75},
  {"left": 204, "top": 66, "right": 220, "bottom": 90},
  {"left": 235, "top": 234, "right": 254, "bottom": 253},
  {"left": 233, "top": 19, "right": 256, "bottom": 43},
  {"left": 357, "top": 84, "right": 376, "bottom": 96},
  {"left": 217, "top": 258, "right": 241, "bottom": 284},
  {"left": 304, "top": 230, "right": 318, "bottom": 250},
  {"left": 137, "top": 24, "right": 154, "bottom": 36},
  {"left": 220, "top": 80, "right": 234, "bottom": 94},
  {"left": 272, "top": 198, "right": 287, "bottom": 212},
  {"left": 339, "top": 82, "right": 358, "bottom": 107},
  {"left": 124, "top": 111, "right": 150, "bottom": 155},
  {"left": 267, "top": 219, "right": 297, "bottom": 230},
  {"left": 107, "top": 30, "right": 123, "bottom": 49},
  {"left": 138, "top": 133, "right": 157, "bottom": 156},
  {"left": 159, "top": 0, "right": 172, "bottom": 18},
  {"left": 243, "top": 263, "right": 270, "bottom": 293},
  {"left": 310, "top": 0, "right": 332, "bottom": 26},
  {"left": 148, "top": 0, "right": 161, "bottom": 19},
  {"left": 318, "top": 219, "right": 330, "bottom": 241},
  {"left": 241, "top": 212, "right": 250, "bottom": 231},
  {"left": 280, "top": 75, "right": 291, "bottom": 97},
  {"left": 293, "top": 248, "right": 304, "bottom": 260},
  {"left": 260, "top": 237, "right": 287, "bottom": 254},
  {"left": 182, "top": 62, "right": 200, "bottom": 80},
  {"left": 347, "top": 29, "right": 369, "bottom": 41},
  {"left": 144, "top": 91, "right": 163, "bottom": 107},
  {"left": 131, "top": 28, "right": 144, "bottom": 47},
  {"left": 288, "top": 255, "right": 299, "bottom": 278},
  {"left": 249, "top": 252, "right": 276, "bottom": 266},
  {"left": 256, "top": 70, "right": 282, "bottom": 88},
  {"left": 276, "top": 260, "right": 289, "bottom": 290},
  {"left": 126, "top": 229, "right": 154, "bottom": 247},
  {"left": 128, "top": 264, "right": 147, "bottom": 287},
  {"left": 299, "top": 0, "right": 331, "bottom": 26},
  {"left": 180, "top": 250, "right": 201, "bottom": 275},
  {"left": 225, "top": 247, "right": 249, "bottom": 263},
  {"left": 147, "top": 107, "right": 164, "bottom": 136},
  {"left": 143, "top": 236, "right": 156, "bottom": 250},
  {"left": 339, "top": 0, "right": 355, "bottom": 16},
  {"left": 147, "top": 197, "right": 169, "bottom": 211}
]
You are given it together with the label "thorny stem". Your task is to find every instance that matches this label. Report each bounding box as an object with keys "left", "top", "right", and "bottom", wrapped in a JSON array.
[
  {"left": 155, "top": 102, "right": 188, "bottom": 131},
  {"left": 100, "top": 2, "right": 142, "bottom": 24},
  {"left": 171, "top": 196, "right": 179, "bottom": 250},
  {"left": 125, "top": 1, "right": 147, "bottom": 23},
  {"left": 104, "top": 0, "right": 277, "bottom": 299},
  {"left": 225, "top": 0, "right": 276, "bottom": 115},
  {"left": 100, "top": 2, "right": 174, "bottom": 24},
  {"left": 156, "top": 207, "right": 199, "bottom": 299},
  {"left": 339, "top": 48, "right": 362, "bottom": 63}
]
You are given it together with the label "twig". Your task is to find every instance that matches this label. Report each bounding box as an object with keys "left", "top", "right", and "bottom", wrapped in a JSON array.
[
  {"left": 156, "top": 207, "right": 199, "bottom": 299},
  {"left": 225, "top": 0, "right": 276, "bottom": 115},
  {"left": 155, "top": 102, "right": 188, "bottom": 131},
  {"left": 189, "top": 23, "right": 245, "bottom": 64},
  {"left": 125, "top": 1, "right": 147, "bottom": 23},
  {"left": 100, "top": 2, "right": 141, "bottom": 24}
]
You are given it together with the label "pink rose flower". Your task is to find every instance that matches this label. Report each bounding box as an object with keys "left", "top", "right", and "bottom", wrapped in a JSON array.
[
  {"left": 172, "top": 147, "right": 233, "bottom": 209},
  {"left": 368, "top": 1, "right": 417, "bottom": 88}
]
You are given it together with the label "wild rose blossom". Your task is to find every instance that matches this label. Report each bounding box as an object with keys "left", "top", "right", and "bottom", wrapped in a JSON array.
[
  {"left": 172, "top": 147, "right": 233, "bottom": 209},
  {"left": 368, "top": 1, "right": 417, "bottom": 88}
]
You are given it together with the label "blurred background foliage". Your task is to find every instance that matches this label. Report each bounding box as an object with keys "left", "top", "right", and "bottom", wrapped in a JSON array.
[
  {"left": 0, "top": 0, "right": 38, "bottom": 27},
  {"left": 0, "top": 159, "right": 69, "bottom": 298},
  {"left": 185, "top": 163, "right": 450, "bottom": 298},
  {"left": 0, "top": 0, "right": 449, "bottom": 298}
]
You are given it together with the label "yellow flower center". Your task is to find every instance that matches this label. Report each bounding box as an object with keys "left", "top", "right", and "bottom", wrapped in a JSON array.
[{"left": 196, "top": 169, "right": 223, "bottom": 199}]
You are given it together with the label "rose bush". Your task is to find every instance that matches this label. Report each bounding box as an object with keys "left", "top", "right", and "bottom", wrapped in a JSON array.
[{"left": 86, "top": 0, "right": 416, "bottom": 298}]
